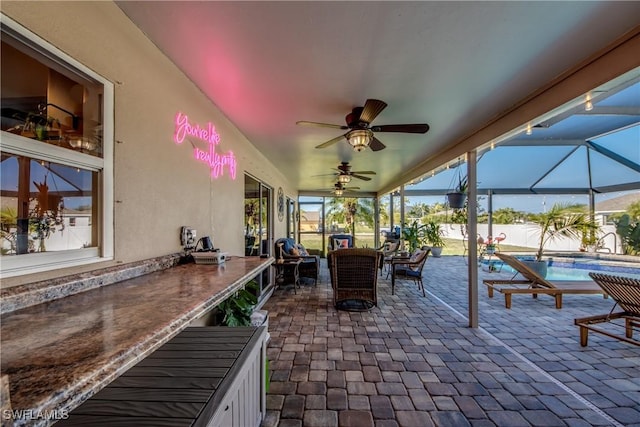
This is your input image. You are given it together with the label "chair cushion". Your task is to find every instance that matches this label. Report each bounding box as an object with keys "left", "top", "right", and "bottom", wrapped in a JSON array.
[
  {"left": 296, "top": 244, "right": 309, "bottom": 256},
  {"left": 410, "top": 249, "right": 425, "bottom": 262},
  {"left": 334, "top": 238, "right": 350, "bottom": 249},
  {"left": 396, "top": 266, "right": 421, "bottom": 277},
  {"left": 282, "top": 238, "right": 296, "bottom": 254}
]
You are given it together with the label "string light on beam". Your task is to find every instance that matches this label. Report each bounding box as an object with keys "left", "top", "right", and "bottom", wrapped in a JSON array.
[{"left": 585, "top": 93, "right": 593, "bottom": 111}]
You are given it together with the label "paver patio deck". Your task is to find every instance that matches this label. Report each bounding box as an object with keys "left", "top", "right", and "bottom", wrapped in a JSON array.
[{"left": 261, "top": 255, "right": 640, "bottom": 427}]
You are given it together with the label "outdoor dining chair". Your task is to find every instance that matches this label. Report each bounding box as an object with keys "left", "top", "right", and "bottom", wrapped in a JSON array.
[{"left": 391, "top": 248, "right": 431, "bottom": 296}]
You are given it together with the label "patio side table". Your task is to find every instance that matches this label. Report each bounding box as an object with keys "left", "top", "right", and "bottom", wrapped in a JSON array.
[{"left": 274, "top": 258, "right": 302, "bottom": 293}]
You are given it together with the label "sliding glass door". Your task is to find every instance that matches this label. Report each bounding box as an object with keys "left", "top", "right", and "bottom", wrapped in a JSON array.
[{"left": 244, "top": 174, "right": 272, "bottom": 304}]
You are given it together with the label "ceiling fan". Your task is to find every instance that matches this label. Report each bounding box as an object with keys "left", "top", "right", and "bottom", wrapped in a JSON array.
[
  {"left": 320, "top": 161, "right": 376, "bottom": 183},
  {"left": 332, "top": 182, "right": 359, "bottom": 197},
  {"left": 297, "top": 98, "right": 430, "bottom": 152},
  {"left": 314, "top": 181, "right": 360, "bottom": 195}
]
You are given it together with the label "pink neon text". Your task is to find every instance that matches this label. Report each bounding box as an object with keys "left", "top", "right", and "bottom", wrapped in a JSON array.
[
  {"left": 174, "top": 112, "right": 221, "bottom": 145},
  {"left": 173, "top": 112, "right": 237, "bottom": 180},
  {"left": 194, "top": 146, "right": 237, "bottom": 179}
]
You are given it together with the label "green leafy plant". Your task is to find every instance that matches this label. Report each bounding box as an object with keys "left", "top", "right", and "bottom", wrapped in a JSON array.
[
  {"left": 614, "top": 214, "right": 640, "bottom": 255},
  {"left": 531, "top": 203, "right": 599, "bottom": 261},
  {"left": 401, "top": 220, "right": 427, "bottom": 253},
  {"left": 450, "top": 197, "right": 469, "bottom": 238},
  {"left": 424, "top": 221, "right": 445, "bottom": 247},
  {"left": 454, "top": 173, "right": 468, "bottom": 194},
  {"left": 218, "top": 280, "right": 259, "bottom": 326}
]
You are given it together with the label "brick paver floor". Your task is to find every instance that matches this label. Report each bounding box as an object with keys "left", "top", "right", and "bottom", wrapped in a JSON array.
[{"left": 261, "top": 255, "right": 640, "bottom": 427}]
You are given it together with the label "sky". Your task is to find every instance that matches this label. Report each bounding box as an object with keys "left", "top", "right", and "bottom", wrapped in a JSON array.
[{"left": 401, "top": 122, "right": 639, "bottom": 213}]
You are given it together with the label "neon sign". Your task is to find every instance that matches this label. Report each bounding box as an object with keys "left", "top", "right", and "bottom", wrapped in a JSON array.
[{"left": 173, "top": 112, "right": 237, "bottom": 179}]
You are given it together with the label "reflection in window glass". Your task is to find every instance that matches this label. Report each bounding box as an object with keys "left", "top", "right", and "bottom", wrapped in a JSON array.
[
  {"left": 0, "top": 153, "right": 96, "bottom": 255},
  {"left": 1, "top": 35, "right": 104, "bottom": 157}
]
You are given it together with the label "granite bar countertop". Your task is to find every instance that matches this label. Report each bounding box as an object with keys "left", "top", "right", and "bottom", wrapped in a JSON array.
[{"left": 0, "top": 256, "right": 273, "bottom": 426}]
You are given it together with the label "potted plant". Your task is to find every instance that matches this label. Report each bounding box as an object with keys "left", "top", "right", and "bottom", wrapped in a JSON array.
[
  {"left": 446, "top": 173, "right": 468, "bottom": 209},
  {"left": 579, "top": 230, "right": 598, "bottom": 252},
  {"left": 528, "top": 203, "right": 599, "bottom": 277},
  {"left": 217, "top": 280, "right": 260, "bottom": 326},
  {"left": 484, "top": 240, "right": 496, "bottom": 255},
  {"left": 424, "top": 221, "right": 445, "bottom": 257},
  {"left": 401, "top": 220, "right": 427, "bottom": 253}
]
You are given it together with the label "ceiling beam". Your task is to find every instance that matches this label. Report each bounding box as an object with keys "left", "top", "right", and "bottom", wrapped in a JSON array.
[
  {"left": 576, "top": 106, "right": 640, "bottom": 115},
  {"left": 586, "top": 140, "right": 640, "bottom": 173},
  {"left": 499, "top": 139, "right": 588, "bottom": 147}
]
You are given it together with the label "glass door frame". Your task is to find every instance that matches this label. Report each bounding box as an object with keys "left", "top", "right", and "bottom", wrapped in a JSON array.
[{"left": 244, "top": 174, "right": 273, "bottom": 304}]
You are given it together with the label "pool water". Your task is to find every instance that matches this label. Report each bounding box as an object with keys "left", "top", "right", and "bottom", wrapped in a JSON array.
[
  {"left": 498, "top": 265, "right": 592, "bottom": 280},
  {"left": 494, "top": 261, "right": 640, "bottom": 281}
]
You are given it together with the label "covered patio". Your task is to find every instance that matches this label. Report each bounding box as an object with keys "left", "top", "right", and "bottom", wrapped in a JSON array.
[{"left": 262, "top": 257, "right": 639, "bottom": 427}]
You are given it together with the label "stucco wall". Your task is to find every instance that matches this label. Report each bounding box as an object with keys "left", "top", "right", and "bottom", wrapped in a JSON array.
[{"left": 1, "top": 1, "right": 293, "bottom": 286}]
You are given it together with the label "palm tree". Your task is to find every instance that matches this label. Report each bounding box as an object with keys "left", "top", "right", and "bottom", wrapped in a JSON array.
[
  {"left": 326, "top": 197, "right": 377, "bottom": 234},
  {"left": 406, "top": 202, "right": 430, "bottom": 221},
  {"left": 531, "top": 203, "right": 599, "bottom": 261},
  {"left": 492, "top": 207, "right": 522, "bottom": 224},
  {"left": 626, "top": 201, "right": 640, "bottom": 221}
]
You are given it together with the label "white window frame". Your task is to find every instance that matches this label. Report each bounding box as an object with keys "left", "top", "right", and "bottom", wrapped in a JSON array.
[{"left": 0, "top": 14, "right": 114, "bottom": 278}]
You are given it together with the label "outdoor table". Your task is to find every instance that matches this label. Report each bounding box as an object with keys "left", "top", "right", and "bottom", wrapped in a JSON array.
[{"left": 273, "top": 258, "right": 302, "bottom": 293}]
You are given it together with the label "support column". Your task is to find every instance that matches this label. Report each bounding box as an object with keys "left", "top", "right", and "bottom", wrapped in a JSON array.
[
  {"left": 467, "top": 151, "right": 478, "bottom": 328},
  {"left": 487, "top": 189, "right": 493, "bottom": 238}
]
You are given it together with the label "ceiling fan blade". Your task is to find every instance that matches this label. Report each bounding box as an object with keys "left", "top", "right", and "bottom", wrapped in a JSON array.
[
  {"left": 371, "top": 123, "right": 430, "bottom": 133},
  {"left": 369, "top": 136, "right": 386, "bottom": 151},
  {"left": 359, "top": 99, "right": 388, "bottom": 124},
  {"left": 315, "top": 134, "right": 347, "bottom": 149},
  {"left": 297, "top": 121, "right": 348, "bottom": 130},
  {"left": 343, "top": 186, "right": 360, "bottom": 191},
  {"left": 351, "top": 170, "right": 376, "bottom": 175},
  {"left": 351, "top": 174, "right": 372, "bottom": 181}
]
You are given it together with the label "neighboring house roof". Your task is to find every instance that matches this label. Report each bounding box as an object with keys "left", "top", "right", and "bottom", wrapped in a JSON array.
[
  {"left": 300, "top": 210, "right": 320, "bottom": 223},
  {"left": 595, "top": 193, "right": 640, "bottom": 213}
]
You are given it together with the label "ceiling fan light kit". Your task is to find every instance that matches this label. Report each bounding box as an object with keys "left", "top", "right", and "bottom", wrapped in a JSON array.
[
  {"left": 332, "top": 180, "right": 360, "bottom": 196},
  {"left": 346, "top": 129, "right": 373, "bottom": 152},
  {"left": 338, "top": 174, "right": 352, "bottom": 184}
]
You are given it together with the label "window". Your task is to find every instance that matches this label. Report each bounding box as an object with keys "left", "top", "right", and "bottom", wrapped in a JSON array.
[{"left": 0, "top": 15, "right": 114, "bottom": 277}]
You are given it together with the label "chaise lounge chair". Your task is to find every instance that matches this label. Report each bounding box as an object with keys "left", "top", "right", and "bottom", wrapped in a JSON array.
[
  {"left": 483, "top": 253, "right": 608, "bottom": 309},
  {"left": 574, "top": 273, "right": 640, "bottom": 347}
]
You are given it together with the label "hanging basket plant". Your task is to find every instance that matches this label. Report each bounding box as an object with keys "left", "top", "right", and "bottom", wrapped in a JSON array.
[
  {"left": 446, "top": 192, "right": 467, "bottom": 209},
  {"left": 446, "top": 173, "right": 468, "bottom": 209}
]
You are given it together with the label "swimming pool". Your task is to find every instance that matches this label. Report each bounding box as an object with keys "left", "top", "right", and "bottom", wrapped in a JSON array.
[{"left": 490, "top": 256, "right": 640, "bottom": 281}]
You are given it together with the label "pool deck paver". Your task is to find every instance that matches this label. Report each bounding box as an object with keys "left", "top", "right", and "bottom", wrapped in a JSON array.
[{"left": 261, "top": 255, "right": 640, "bottom": 427}]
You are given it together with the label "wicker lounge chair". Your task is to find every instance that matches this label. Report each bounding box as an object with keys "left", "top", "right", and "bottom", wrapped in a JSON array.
[
  {"left": 483, "top": 253, "right": 607, "bottom": 309},
  {"left": 274, "top": 238, "right": 320, "bottom": 285},
  {"left": 328, "top": 248, "right": 380, "bottom": 311},
  {"left": 574, "top": 273, "right": 640, "bottom": 347}
]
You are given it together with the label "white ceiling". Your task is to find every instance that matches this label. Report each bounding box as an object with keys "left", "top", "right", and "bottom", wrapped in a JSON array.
[{"left": 116, "top": 1, "right": 640, "bottom": 195}]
